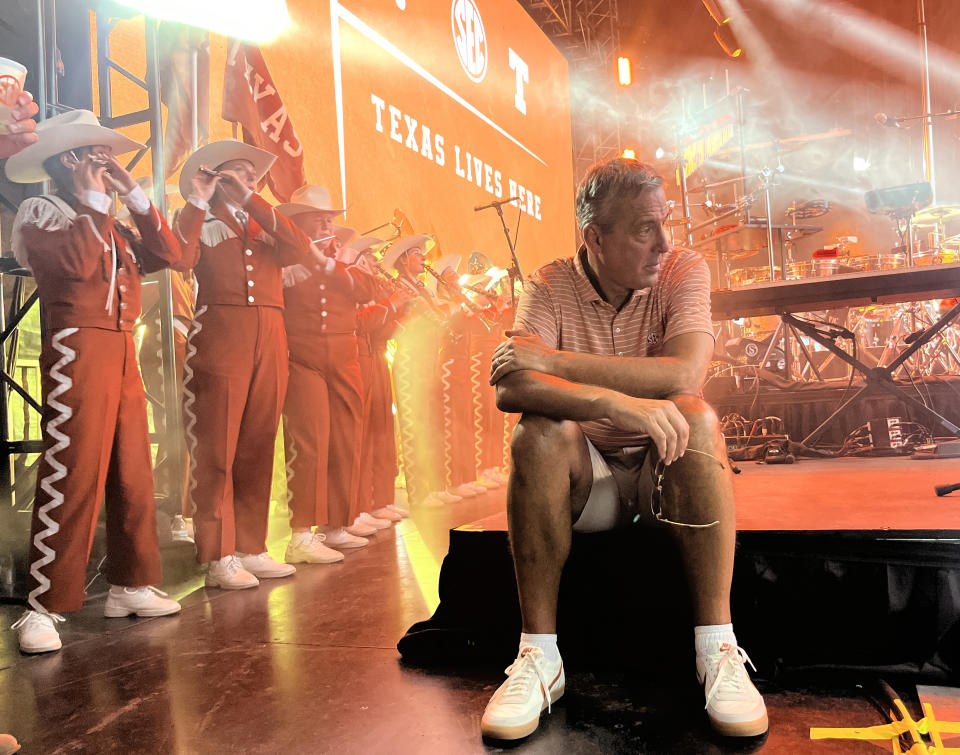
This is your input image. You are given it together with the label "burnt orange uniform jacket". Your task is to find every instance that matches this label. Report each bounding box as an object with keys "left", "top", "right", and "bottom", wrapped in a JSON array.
[
  {"left": 15, "top": 190, "right": 180, "bottom": 612},
  {"left": 173, "top": 194, "right": 310, "bottom": 562},
  {"left": 282, "top": 258, "right": 380, "bottom": 528}
]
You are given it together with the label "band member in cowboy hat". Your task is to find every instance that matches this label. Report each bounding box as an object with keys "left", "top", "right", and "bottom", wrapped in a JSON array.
[
  {"left": 278, "top": 186, "right": 390, "bottom": 562},
  {"left": 429, "top": 255, "right": 489, "bottom": 501},
  {"left": 348, "top": 238, "right": 414, "bottom": 524},
  {"left": 5, "top": 109, "right": 183, "bottom": 654},
  {"left": 381, "top": 234, "right": 452, "bottom": 508},
  {"left": 172, "top": 139, "right": 313, "bottom": 588}
]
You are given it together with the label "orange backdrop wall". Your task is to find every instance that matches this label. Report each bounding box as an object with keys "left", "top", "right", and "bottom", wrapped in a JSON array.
[{"left": 96, "top": 0, "right": 575, "bottom": 274}]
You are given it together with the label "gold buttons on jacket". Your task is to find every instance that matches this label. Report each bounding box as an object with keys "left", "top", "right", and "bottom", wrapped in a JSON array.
[
  {"left": 245, "top": 249, "right": 253, "bottom": 256},
  {"left": 246, "top": 264, "right": 253, "bottom": 272},
  {"left": 248, "top": 295, "right": 255, "bottom": 303}
]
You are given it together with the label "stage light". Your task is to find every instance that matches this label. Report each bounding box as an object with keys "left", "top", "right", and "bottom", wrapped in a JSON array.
[
  {"left": 701, "top": 0, "right": 731, "bottom": 25},
  {"left": 655, "top": 146, "right": 666, "bottom": 159},
  {"left": 617, "top": 56, "right": 632, "bottom": 86},
  {"left": 713, "top": 24, "right": 742, "bottom": 58},
  {"left": 853, "top": 156, "right": 871, "bottom": 171},
  {"left": 112, "top": 0, "right": 292, "bottom": 42},
  {"left": 622, "top": 148, "right": 636, "bottom": 159}
]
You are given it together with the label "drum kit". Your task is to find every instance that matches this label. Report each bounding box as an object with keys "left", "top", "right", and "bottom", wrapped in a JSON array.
[{"left": 700, "top": 170, "right": 960, "bottom": 381}]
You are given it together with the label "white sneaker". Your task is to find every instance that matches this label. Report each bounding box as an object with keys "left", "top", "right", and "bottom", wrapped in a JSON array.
[
  {"left": 697, "top": 642, "right": 768, "bottom": 737},
  {"left": 450, "top": 483, "right": 479, "bottom": 498},
  {"left": 324, "top": 528, "right": 369, "bottom": 549},
  {"left": 371, "top": 506, "right": 403, "bottom": 522},
  {"left": 472, "top": 477, "right": 499, "bottom": 490},
  {"left": 205, "top": 555, "right": 260, "bottom": 589},
  {"left": 432, "top": 490, "right": 462, "bottom": 504},
  {"left": 481, "top": 646, "right": 565, "bottom": 741},
  {"left": 385, "top": 504, "right": 410, "bottom": 519},
  {"left": 11, "top": 610, "right": 64, "bottom": 654},
  {"left": 171, "top": 515, "right": 194, "bottom": 543},
  {"left": 285, "top": 532, "right": 345, "bottom": 564},
  {"left": 483, "top": 467, "right": 509, "bottom": 485},
  {"left": 356, "top": 512, "right": 391, "bottom": 530},
  {"left": 237, "top": 551, "right": 296, "bottom": 579},
  {"left": 419, "top": 493, "right": 446, "bottom": 508},
  {"left": 104, "top": 585, "right": 182, "bottom": 618},
  {"left": 346, "top": 520, "right": 377, "bottom": 537}
]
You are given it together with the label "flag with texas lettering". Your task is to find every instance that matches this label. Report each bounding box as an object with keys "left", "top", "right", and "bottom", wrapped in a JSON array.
[{"left": 221, "top": 41, "right": 305, "bottom": 202}]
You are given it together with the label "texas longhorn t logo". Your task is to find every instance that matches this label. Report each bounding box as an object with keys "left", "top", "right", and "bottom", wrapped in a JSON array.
[{"left": 452, "top": 0, "right": 487, "bottom": 82}]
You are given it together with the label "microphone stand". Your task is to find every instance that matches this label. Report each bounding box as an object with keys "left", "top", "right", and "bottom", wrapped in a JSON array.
[{"left": 491, "top": 203, "right": 524, "bottom": 312}]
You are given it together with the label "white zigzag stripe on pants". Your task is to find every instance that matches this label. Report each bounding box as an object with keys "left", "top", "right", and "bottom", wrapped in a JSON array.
[
  {"left": 282, "top": 415, "right": 298, "bottom": 511},
  {"left": 28, "top": 327, "right": 78, "bottom": 612},
  {"left": 181, "top": 305, "right": 208, "bottom": 516}
]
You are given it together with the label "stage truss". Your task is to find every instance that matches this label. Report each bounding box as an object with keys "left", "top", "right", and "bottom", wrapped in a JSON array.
[{"left": 520, "top": 0, "right": 623, "bottom": 183}]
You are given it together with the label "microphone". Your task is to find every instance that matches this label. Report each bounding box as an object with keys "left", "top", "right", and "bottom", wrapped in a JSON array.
[
  {"left": 474, "top": 196, "right": 521, "bottom": 212},
  {"left": 874, "top": 112, "right": 902, "bottom": 128}
]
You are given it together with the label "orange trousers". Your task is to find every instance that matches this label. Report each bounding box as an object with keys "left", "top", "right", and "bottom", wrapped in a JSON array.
[
  {"left": 283, "top": 334, "right": 364, "bottom": 529},
  {"left": 183, "top": 305, "right": 288, "bottom": 563},
  {"left": 27, "top": 328, "right": 161, "bottom": 613},
  {"left": 358, "top": 344, "right": 397, "bottom": 512}
]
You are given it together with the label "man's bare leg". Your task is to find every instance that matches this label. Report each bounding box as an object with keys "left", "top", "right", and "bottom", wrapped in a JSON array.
[
  {"left": 506, "top": 414, "right": 593, "bottom": 634},
  {"left": 663, "top": 395, "right": 767, "bottom": 736},
  {"left": 662, "top": 394, "right": 735, "bottom": 627}
]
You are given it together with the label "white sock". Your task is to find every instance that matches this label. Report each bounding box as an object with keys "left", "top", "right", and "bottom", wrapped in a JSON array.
[
  {"left": 694, "top": 623, "right": 737, "bottom": 656},
  {"left": 520, "top": 632, "right": 560, "bottom": 663}
]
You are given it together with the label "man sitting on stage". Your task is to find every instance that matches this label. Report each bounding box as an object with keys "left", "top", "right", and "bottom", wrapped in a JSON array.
[{"left": 480, "top": 157, "right": 767, "bottom": 741}]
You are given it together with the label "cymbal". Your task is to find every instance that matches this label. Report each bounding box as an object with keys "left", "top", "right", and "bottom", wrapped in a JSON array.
[{"left": 912, "top": 205, "right": 960, "bottom": 226}]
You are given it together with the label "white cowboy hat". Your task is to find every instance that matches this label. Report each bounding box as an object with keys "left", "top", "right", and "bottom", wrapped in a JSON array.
[
  {"left": 334, "top": 225, "right": 356, "bottom": 248},
  {"left": 5, "top": 109, "right": 144, "bottom": 184},
  {"left": 425, "top": 254, "right": 462, "bottom": 295},
  {"left": 276, "top": 185, "right": 345, "bottom": 217},
  {"left": 179, "top": 139, "right": 275, "bottom": 200},
  {"left": 381, "top": 234, "right": 433, "bottom": 271},
  {"left": 346, "top": 236, "right": 384, "bottom": 255},
  {"left": 336, "top": 236, "right": 384, "bottom": 266}
]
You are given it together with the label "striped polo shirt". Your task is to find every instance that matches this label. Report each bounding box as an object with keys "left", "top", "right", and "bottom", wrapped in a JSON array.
[{"left": 513, "top": 246, "right": 714, "bottom": 450}]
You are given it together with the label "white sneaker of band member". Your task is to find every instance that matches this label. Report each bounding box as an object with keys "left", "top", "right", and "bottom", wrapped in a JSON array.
[
  {"left": 472, "top": 477, "right": 499, "bottom": 490},
  {"left": 205, "top": 555, "right": 260, "bottom": 589},
  {"left": 104, "top": 585, "right": 182, "bottom": 618},
  {"left": 432, "top": 490, "right": 462, "bottom": 504},
  {"left": 480, "top": 646, "right": 565, "bottom": 741},
  {"left": 236, "top": 552, "right": 296, "bottom": 578},
  {"left": 325, "top": 528, "right": 369, "bottom": 549},
  {"left": 345, "top": 520, "right": 377, "bottom": 537},
  {"left": 356, "top": 512, "right": 392, "bottom": 530},
  {"left": 483, "top": 467, "right": 509, "bottom": 485},
  {"left": 419, "top": 493, "right": 447, "bottom": 508},
  {"left": 697, "top": 642, "right": 768, "bottom": 737},
  {"left": 450, "top": 483, "right": 479, "bottom": 498},
  {"left": 385, "top": 504, "right": 410, "bottom": 518},
  {"left": 370, "top": 506, "right": 403, "bottom": 522},
  {"left": 285, "top": 532, "right": 345, "bottom": 564},
  {"left": 11, "top": 610, "right": 64, "bottom": 654}
]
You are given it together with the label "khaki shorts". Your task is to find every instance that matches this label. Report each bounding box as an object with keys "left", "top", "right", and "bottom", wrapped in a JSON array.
[{"left": 572, "top": 440, "right": 656, "bottom": 533}]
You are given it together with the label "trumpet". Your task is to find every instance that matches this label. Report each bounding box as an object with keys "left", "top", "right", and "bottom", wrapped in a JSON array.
[{"left": 424, "top": 264, "right": 494, "bottom": 331}]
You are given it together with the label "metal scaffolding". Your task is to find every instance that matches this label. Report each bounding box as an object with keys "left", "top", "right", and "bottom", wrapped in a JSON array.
[{"left": 520, "top": 0, "right": 623, "bottom": 183}]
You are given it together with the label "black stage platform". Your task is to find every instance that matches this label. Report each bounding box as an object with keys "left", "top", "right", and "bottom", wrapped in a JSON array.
[{"left": 400, "top": 457, "right": 960, "bottom": 681}]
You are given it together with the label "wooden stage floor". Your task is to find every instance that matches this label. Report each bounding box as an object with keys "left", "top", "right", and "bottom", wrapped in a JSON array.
[{"left": 1, "top": 456, "right": 959, "bottom": 753}]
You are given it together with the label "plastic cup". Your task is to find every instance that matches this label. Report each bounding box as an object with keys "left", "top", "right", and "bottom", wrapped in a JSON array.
[{"left": 0, "top": 57, "right": 28, "bottom": 135}]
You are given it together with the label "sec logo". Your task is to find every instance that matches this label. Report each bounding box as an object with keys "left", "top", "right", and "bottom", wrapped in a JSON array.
[{"left": 452, "top": 0, "right": 487, "bottom": 83}]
